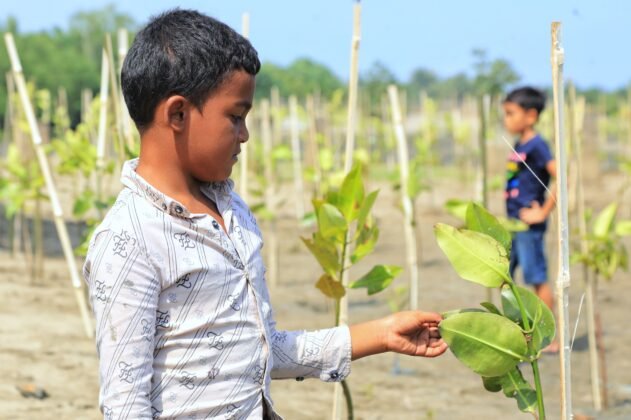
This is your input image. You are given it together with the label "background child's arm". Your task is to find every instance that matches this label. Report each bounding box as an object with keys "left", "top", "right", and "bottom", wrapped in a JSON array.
[
  {"left": 520, "top": 159, "right": 557, "bottom": 224},
  {"left": 349, "top": 311, "right": 447, "bottom": 360}
]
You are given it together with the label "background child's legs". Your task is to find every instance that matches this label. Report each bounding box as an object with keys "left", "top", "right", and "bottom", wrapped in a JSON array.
[{"left": 511, "top": 229, "right": 559, "bottom": 351}]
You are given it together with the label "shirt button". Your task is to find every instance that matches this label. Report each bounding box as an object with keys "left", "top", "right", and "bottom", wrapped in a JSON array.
[
  {"left": 212, "top": 220, "right": 220, "bottom": 230},
  {"left": 175, "top": 205, "right": 183, "bottom": 214},
  {"left": 329, "top": 371, "right": 339, "bottom": 380}
]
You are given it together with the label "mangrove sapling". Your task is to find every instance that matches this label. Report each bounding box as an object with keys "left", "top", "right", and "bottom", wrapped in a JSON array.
[
  {"left": 302, "top": 164, "right": 401, "bottom": 420},
  {"left": 435, "top": 202, "right": 555, "bottom": 419},
  {"left": 572, "top": 203, "right": 631, "bottom": 409}
]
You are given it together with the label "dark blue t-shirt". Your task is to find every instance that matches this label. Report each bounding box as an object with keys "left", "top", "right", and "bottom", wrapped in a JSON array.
[{"left": 505, "top": 135, "right": 553, "bottom": 231}]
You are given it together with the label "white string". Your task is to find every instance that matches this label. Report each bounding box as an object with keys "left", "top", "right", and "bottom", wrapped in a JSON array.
[
  {"left": 570, "top": 292, "right": 585, "bottom": 350},
  {"left": 501, "top": 135, "right": 557, "bottom": 204}
]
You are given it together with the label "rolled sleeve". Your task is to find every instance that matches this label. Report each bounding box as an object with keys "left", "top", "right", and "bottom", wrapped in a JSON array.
[
  {"left": 269, "top": 325, "right": 352, "bottom": 382},
  {"left": 84, "top": 229, "right": 160, "bottom": 419}
]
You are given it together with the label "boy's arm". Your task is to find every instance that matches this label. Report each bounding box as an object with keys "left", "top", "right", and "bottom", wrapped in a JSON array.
[
  {"left": 520, "top": 159, "right": 557, "bottom": 225},
  {"left": 268, "top": 311, "right": 446, "bottom": 382},
  {"left": 84, "top": 230, "right": 159, "bottom": 419}
]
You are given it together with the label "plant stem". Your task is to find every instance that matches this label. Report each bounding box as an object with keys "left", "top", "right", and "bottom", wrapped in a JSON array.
[
  {"left": 341, "top": 379, "right": 354, "bottom": 420},
  {"left": 507, "top": 282, "right": 545, "bottom": 419}
]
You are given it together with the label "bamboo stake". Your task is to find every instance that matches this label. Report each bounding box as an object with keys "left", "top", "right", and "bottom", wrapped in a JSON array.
[
  {"left": 551, "top": 22, "right": 572, "bottom": 420},
  {"left": 117, "top": 28, "right": 134, "bottom": 152},
  {"left": 388, "top": 85, "right": 419, "bottom": 311},
  {"left": 306, "top": 95, "right": 321, "bottom": 194},
  {"left": 569, "top": 82, "right": 601, "bottom": 410},
  {"left": 335, "top": 3, "right": 361, "bottom": 419},
  {"left": 289, "top": 95, "right": 305, "bottom": 220},
  {"left": 104, "top": 33, "right": 125, "bottom": 163},
  {"left": 4, "top": 33, "right": 94, "bottom": 338},
  {"left": 96, "top": 48, "right": 110, "bottom": 217},
  {"left": 261, "top": 99, "right": 278, "bottom": 288},
  {"left": 239, "top": 13, "right": 250, "bottom": 202}
]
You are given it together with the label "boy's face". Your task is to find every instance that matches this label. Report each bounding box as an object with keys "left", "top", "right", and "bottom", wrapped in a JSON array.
[
  {"left": 182, "top": 70, "right": 255, "bottom": 182},
  {"left": 502, "top": 101, "right": 538, "bottom": 135}
]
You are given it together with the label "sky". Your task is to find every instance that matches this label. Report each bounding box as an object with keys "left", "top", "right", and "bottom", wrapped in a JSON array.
[{"left": 2, "top": 0, "right": 630, "bottom": 90}]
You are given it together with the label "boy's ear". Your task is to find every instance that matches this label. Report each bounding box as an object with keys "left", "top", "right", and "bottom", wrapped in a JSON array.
[
  {"left": 525, "top": 108, "right": 539, "bottom": 124},
  {"left": 164, "top": 95, "right": 190, "bottom": 132}
]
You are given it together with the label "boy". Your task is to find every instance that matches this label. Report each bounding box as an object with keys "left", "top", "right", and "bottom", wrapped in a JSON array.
[
  {"left": 83, "top": 9, "right": 447, "bottom": 419},
  {"left": 503, "top": 86, "right": 558, "bottom": 352}
]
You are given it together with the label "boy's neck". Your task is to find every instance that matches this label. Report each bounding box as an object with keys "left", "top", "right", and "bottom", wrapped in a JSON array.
[
  {"left": 518, "top": 127, "right": 538, "bottom": 144},
  {"left": 135, "top": 137, "right": 205, "bottom": 207}
]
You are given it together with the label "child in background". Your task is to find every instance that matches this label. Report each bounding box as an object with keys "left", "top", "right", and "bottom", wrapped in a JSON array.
[
  {"left": 83, "top": 9, "right": 447, "bottom": 419},
  {"left": 503, "top": 86, "right": 559, "bottom": 353}
]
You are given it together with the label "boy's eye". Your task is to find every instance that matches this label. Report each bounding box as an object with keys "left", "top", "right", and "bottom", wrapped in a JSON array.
[{"left": 230, "top": 115, "right": 244, "bottom": 123}]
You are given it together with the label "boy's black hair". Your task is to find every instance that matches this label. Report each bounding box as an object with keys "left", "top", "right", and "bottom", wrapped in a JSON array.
[
  {"left": 504, "top": 86, "right": 546, "bottom": 116},
  {"left": 121, "top": 9, "right": 260, "bottom": 131}
]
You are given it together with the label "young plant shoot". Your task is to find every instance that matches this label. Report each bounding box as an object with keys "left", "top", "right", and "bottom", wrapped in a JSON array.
[{"left": 436, "top": 202, "right": 555, "bottom": 419}]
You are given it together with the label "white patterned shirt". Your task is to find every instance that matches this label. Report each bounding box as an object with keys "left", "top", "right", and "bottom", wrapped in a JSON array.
[{"left": 83, "top": 159, "right": 351, "bottom": 419}]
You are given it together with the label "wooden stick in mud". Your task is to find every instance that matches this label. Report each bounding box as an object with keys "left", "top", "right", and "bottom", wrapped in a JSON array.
[
  {"left": 551, "top": 22, "right": 573, "bottom": 420},
  {"left": 289, "top": 95, "right": 305, "bottom": 220},
  {"left": 569, "top": 82, "right": 602, "bottom": 410},
  {"left": 388, "top": 85, "right": 419, "bottom": 311},
  {"left": 239, "top": 12, "right": 250, "bottom": 202},
  {"left": 4, "top": 33, "right": 94, "bottom": 338},
  {"left": 260, "top": 99, "right": 278, "bottom": 288},
  {"left": 96, "top": 48, "right": 110, "bottom": 217},
  {"left": 117, "top": 28, "right": 135, "bottom": 152},
  {"left": 335, "top": 3, "right": 361, "bottom": 419},
  {"left": 104, "top": 33, "right": 125, "bottom": 163}
]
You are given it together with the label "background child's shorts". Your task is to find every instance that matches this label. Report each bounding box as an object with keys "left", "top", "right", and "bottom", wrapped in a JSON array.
[{"left": 509, "top": 229, "right": 547, "bottom": 285}]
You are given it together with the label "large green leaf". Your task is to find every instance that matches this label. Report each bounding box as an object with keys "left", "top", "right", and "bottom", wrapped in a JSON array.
[
  {"left": 349, "top": 264, "right": 401, "bottom": 295},
  {"left": 501, "top": 285, "right": 555, "bottom": 351},
  {"left": 497, "top": 216, "right": 529, "bottom": 233},
  {"left": 315, "top": 274, "right": 345, "bottom": 299},
  {"left": 439, "top": 312, "right": 528, "bottom": 377},
  {"left": 434, "top": 223, "right": 511, "bottom": 288},
  {"left": 338, "top": 165, "right": 364, "bottom": 222},
  {"left": 317, "top": 203, "right": 347, "bottom": 241},
  {"left": 482, "top": 367, "right": 537, "bottom": 414},
  {"left": 466, "top": 203, "right": 512, "bottom": 253},
  {"left": 593, "top": 203, "right": 618, "bottom": 238},
  {"left": 301, "top": 235, "right": 340, "bottom": 276}
]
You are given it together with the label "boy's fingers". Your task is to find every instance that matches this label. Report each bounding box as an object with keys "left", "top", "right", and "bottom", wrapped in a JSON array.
[{"left": 416, "top": 311, "right": 442, "bottom": 324}]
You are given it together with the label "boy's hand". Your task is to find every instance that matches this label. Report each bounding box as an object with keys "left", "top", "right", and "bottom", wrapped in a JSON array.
[
  {"left": 383, "top": 311, "right": 448, "bottom": 358},
  {"left": 519, "top": 201, "right": 547, "bottom": 225}
]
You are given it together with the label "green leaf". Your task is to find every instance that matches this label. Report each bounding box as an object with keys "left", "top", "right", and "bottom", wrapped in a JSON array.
[
  {"left": 483, "top": 367, "right": 538, "bottom": 414},
  {"left": 356, "top": 190, "right": 379, "bottom": 229},
  {"left": 497, "top": 216, "right": 529, "bottom": 232},
  {"left": 351, "top": 225, "right": 379, "bottom": 264},
  {"left": 466, "top": 203, "right": 512, "bottom": 253},
  {"left": 317, "top": 203, "right": 347, "bottom": 241},
  {"left": 501, "top": 285, "right": 556, "bottom": 351},
  {"left": 315, "top": 274, "right": 346, "bottom": 299},
  {"left": 338, "top": 164, "right": 364, "bottom": 222},
  {"left": 444, "top": 199, "right": 471, "bottom": 221},
  {"left": 439, "top": 312, "right": 529, "bottom": 377},
  {"left": 349, "top": 264, "right": 401, "bottom": 295},
  {"left": 615, "top": 220, "right": 631, "bottom": 236},
  {"left": 434, "top": 223, "right": 511, "bottom": 288},
  {"left": 480, "top": 301, "right": 503, "bottom": 315},
  {"left": 442, "top": 308, "right": 486, "bottom": 320},
  {"left": 301, "top": 236, "right": 340, "bottom": 276},
  {"left": 593, "top": 203, "right": 618, "bottom": 238}
]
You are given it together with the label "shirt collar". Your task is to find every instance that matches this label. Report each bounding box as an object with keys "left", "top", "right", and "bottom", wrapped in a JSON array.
[{"left": 120, "top": 158, "right": 235, "bottom": 219}]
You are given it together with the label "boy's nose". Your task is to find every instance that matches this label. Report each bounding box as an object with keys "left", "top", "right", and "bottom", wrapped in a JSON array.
[{"left": 240, "top": 127, "right": 249, "bottom": 143}]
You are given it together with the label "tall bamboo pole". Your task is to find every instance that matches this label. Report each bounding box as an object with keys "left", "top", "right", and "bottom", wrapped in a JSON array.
[
  {"left": 104, "top": 34, "right": 125, "bottom": 162},
  {"left": 289, "top": 95, "right": 305, "bottom": 220},
  {"left": 4, "top": 33, "right": 94, "bottom": 338},
  {"left": 551, "top": 22, "right": 572, "bottom": 420},
  {"left": 239, "top": 13, "right": 250, "bottom": 202},
  {"left": 334, "top": 4, "right": 361, "bottom": 419},
  {"left": 96, "top": 48, "right": 110, "bottom": 217},
  {"left": 117, "top": 28, "right": 134, "bottom": 152},
  {"left": 388, "top": 85, "right": 419, "bottom": 311},
  {"left": 261, "top": 99, "right": 278, "bottom": 288}
]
